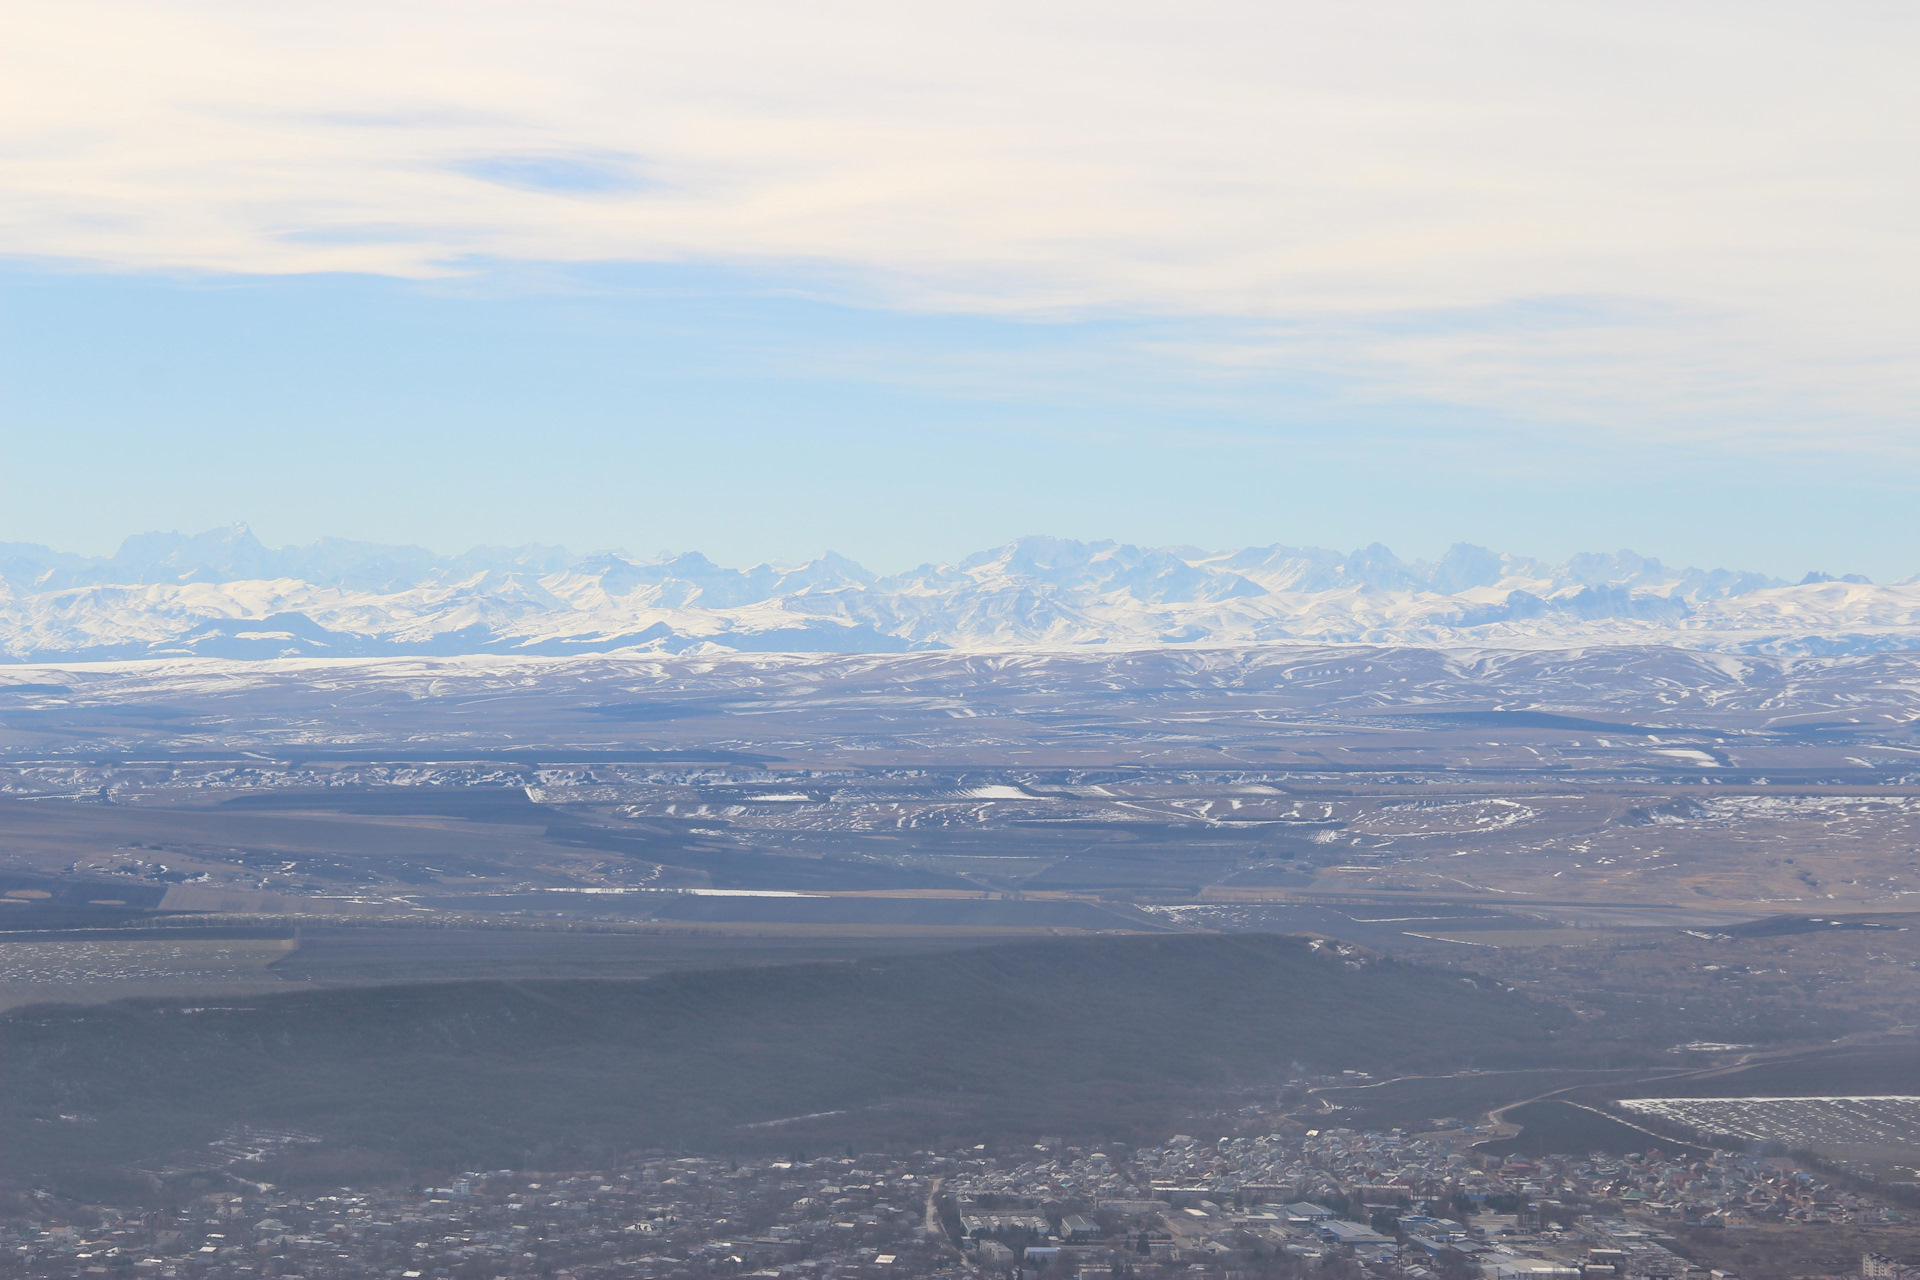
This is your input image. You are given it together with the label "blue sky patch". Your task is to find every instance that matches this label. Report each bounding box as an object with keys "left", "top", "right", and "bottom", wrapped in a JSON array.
[{"left": 452, "top": 154, "right": 652, "bottom": 196}]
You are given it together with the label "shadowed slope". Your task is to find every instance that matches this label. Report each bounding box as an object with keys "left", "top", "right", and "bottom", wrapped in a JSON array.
[{"left": 0, "top": 934, "right": 1571, "bottom": 1184}]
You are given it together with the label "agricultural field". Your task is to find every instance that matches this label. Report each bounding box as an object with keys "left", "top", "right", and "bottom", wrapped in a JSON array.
[
  {"left": 1620, "top": 1095, "right": 1920, "bottom": 1182},
  {"left": 1620, "top": 1095, "right": 1920, "bottom": 1148},
  {"left": 0, "top": 934, "right": 296, "bottom": 1009}
]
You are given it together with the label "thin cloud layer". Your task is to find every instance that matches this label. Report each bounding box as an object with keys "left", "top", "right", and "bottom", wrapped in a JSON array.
[{"left": 6, "top": 0, "right": 1918, "bottom": 438}]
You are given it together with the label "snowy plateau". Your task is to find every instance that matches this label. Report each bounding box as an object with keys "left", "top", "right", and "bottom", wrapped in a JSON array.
[{"left": 0, "top": 525, "right": 1916, "bottom": 661}]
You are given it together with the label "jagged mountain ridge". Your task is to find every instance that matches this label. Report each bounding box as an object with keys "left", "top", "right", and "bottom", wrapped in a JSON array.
[{"left": 0, "top": 525, "right": 1910, "bottom": 660}]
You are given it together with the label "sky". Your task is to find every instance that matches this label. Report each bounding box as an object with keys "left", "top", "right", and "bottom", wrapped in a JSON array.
[{"left": 2, "top": 1, "right": 1918, "bottom": 579}]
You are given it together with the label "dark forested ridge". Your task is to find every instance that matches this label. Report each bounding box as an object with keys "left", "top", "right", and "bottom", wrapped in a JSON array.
[{"left": 0, "top": 934, "right": 1572, "bottom": 1187}]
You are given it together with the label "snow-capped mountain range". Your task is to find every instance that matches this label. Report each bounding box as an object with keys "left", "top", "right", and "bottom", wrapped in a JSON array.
[{"left": 0, "top": 525, "right": 1914, "bottom": 661}]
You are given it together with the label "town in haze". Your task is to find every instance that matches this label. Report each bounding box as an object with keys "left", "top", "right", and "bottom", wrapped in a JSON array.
[{"left": 5, "top": 1123, "right": 1911, "bottom": 1280}]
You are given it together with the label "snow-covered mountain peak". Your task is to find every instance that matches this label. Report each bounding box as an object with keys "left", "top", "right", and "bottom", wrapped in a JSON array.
[{"left": 0, "top": 529, "right": 1907, "bottom": 661}]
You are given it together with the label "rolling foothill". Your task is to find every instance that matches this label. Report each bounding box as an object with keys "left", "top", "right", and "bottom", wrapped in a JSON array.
[{"left": 3, "top": 640, "right": 1920, "bottom": 1280}]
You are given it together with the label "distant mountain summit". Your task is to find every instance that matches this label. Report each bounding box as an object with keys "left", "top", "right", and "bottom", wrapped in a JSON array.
[{"left": 0, "top": 526, "right": 1913, "bottom": 661}]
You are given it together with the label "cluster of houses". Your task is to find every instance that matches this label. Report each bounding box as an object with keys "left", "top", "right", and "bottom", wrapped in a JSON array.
[
  {"left": 0, "top": 1124, "right": 1907, "bottom": 1280},
  {"left": 943, "top": 1127, "right": 1907, "bottom": 1280}
]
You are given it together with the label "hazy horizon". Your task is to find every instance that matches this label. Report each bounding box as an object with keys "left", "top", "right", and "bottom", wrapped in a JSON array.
[
  {"left": 0, "top": 520, "right": 1898, "bottom": 588},
  {"left": 5, "top": 4, "right": 1920, "bottom": 579}
]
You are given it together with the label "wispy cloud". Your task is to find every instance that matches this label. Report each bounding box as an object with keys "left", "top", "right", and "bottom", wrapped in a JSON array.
[
  {"left": 4, "top": 1, "right": 1919, "bottom": 441},
  {"left": 451, "top": 153, "right": 655, "bottom": 196}
]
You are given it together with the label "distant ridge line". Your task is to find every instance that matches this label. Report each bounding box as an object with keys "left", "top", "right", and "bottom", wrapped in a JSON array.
[{"left": 0, "top": 528, "right": 1915, "bottom": 660}]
